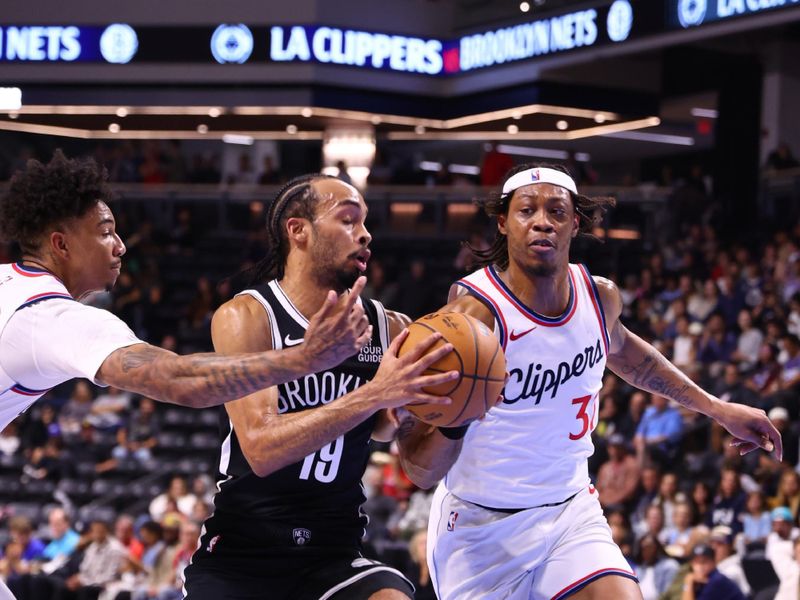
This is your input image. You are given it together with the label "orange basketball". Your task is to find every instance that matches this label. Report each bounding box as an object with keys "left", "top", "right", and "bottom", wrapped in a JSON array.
[{"left": 397, "top": 312, "right": 506, "bottom": 427}]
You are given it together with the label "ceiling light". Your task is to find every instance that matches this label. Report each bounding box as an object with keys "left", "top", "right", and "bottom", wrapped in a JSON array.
[
  {"left": 556, "top": 120, "right": 568, "bottom": 130},
  {"left": 115, "top": 107, "right": 128, "bottom": 118},
  {"left": 0, "top": 87, "right": 22, "bottom": 111},
  {"left": 8, "top": 112, "right": 18, "bottom": 120},
  {"left": 286, "top": 124, "right": 298, "bottom": 134},
  {"left": 594, "top": 114, "right": 606, "bottom": 123},
  {"left": 371, "top": 115, "right": 382, "bottom": 125},
  {"left": 415, "top": 125, "right": 425, "bottom": 135},
  {"left": 520, "top": 1, "right": 531, "bottom": 12},
  {"left": 301, "top": 107, "right": 313, "bottom": 118},
  {"left": 108, "top": 123, "right": 121, "bottom": 133},
  {"left": 690, "top": 107, "right": 718, "bottom": 119},
  {"left": 208, "top": 107, "right": 222, "bottom": 118},
  {"left": 512, "top": 111, "right": 523, "bottom": 120},
  {"left": 196, "top": 124, "right": 208, "bottom": 134},
  {"left": 602, "top": 131, "right": 694, "bottom": 145},
  {"left": 507, "top": 124, "right": 519, "bottom": 134},
  {"left": 222, "top": 133, "right": 254, "bottom": 145}
]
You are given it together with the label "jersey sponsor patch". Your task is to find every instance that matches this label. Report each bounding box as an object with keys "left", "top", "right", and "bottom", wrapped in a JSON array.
[{"left": 293, "top": 528, "right": 311, "bottom": 545}]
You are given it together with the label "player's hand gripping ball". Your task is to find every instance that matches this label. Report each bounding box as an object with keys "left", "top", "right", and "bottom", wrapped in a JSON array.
[{"left": 398, "top": 312, "right": 506, "bottom": 427}]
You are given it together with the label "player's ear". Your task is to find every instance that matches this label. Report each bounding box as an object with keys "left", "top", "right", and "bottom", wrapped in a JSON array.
[
  {"left": 571, "top": 212, "right": 579, "bottom": 238},
  {"left": 285, "top": 217, "right": 310, "bottom": 245},
  {"left": 49, "top": 230, "right": 69, "bottom": 260},
  {"left": 497, "top": 212, "right": 508, "bottom": 236}
]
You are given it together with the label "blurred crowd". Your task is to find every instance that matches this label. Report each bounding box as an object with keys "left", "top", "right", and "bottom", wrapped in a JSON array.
[{"left": 0, "top": 145, "right": 800, "bottom": 599}]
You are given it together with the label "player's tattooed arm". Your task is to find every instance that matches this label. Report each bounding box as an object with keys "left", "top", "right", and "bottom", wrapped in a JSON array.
[
  {"left": 97, "top": 341, "right": 314, "bottom": 409},
  {"left": 97, "top": 280, "right": 371, "bottom": 409},
  {"left": 596, "top": 276, "right": 782, "bottom": 460}
]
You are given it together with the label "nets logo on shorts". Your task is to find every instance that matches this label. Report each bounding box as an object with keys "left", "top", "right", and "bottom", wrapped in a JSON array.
[
  {"left": 447, "top": 511, "right": 459, "bottom": 532},
  {"left": 293, "top": 528, "right": 312, "bottom": 545}
]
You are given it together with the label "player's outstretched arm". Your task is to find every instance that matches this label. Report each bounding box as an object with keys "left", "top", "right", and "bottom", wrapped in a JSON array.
[
  {"left": 392, "top": 288, "right": 501, "bottom": 489},
  {"left": 96, "top": 278, "right": 372, "bottom": 408},
  {"left": 211, "top": 294, "right": 457, "bottom": 477},
  {"left": 596, "top": 276, "right": 782, "bottom": 461}
]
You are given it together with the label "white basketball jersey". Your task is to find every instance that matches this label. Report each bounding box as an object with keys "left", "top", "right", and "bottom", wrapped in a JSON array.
[
  {"left": 0, "top": 263, "right": 73, "bottom": 430},
  {"left": 445, "top": 263, "right": 610, "bottom": 508}
]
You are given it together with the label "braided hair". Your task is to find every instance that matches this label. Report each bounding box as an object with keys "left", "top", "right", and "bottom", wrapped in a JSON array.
[
  {"left": 468, "top": 162, "right": 615, "bottom": 271},
  {"left": 243, "top": 173, "right": 336, "bottom": 286}
]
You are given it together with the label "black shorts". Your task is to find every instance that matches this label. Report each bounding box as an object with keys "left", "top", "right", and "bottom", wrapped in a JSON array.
[{"left": 183, "top": 529, "right": 414, "bottom": 600}]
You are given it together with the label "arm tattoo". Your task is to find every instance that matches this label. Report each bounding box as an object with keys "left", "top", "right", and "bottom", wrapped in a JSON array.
[
  {"left": 120, "top": 346, "right": 159, "bottom": 372},
  {"left": 619, "top": 351, "right": 696, "bottom": 409}
]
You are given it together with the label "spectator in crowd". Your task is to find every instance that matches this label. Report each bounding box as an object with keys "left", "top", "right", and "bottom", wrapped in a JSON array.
[
  {"left": 698, "top": 314, "right": 736, "bottom": 374},
  {"left": 770, "top": 536, "right": 800, "bottom": 600},
  {"left": 691, "top": 481, "right": 713, "bottom": 526},
  {"left": 632, "top": 465, "right": 661, "bottom": 534},
  {"left": 672, "top": 316, "right": 699, "bottom": 370},
  {"left": 335, "top": 160, "right": 352, "bottom": 186},
  {"left": 58, "top": 382, "right": 94, "bottom": 443},
  {"left": 63, "top": 520, "right": 126, "bottom": 600},
  {"left": 688, "top": 280, "right": 719, "bottom": 323},
  {"left": 662, "top": 501, "right": 696, "bottom": 558},
  {"left": 87, "top": 387, "right": 133, "bottom": 432},
  {"left": 731, "top": 309, "right": 764, "bottom": 369},
  {"left": 710, "top": 467, "right": 747, "bottom": 533},
  {"left": 0, "top": 420, "right": 21, "bottom": 456},
  {"left": 112, "top": 397, "right": 159, "bottom": 464},
  {"left": 114, "top": 515, "right": 144, "bottom": 563},
  {"left": 41, "top": 508, "right": 80, "bottom": 571},
  {"left": 714, "top": 363, "right": 760, "bottom": 408},
  {"left": 631, "top": 533, "right": 679, "bottom": 600},
  {"left": 258, "top": 156, "right": 280, "bottom": 185},
  {"left": 0, "top": 541, "right": 29, "bottom": 581},
  {"left": 681, "top": 543, "right": 746, "bottom": 600},
  {"left": 149, "top": 477, "right": 196, "bottom": 521},
  {"left": 741, "top": 490, "right": 772, "bottom": 549},
  {"left": 771, "top": 467, "right": 800, "bottom": 520},
  {"left": 635, "top": 395, "right": 684, "bottom": 466},
  {"left": 766, "top": 506, "right": 800, "bottom": 569},
  {"left": 709, "top": 525, "right": 750, "bottom": 597},
  {"left": 746, "top": 343, "right": 782, "bottom": 397},
  {"left": 8, "top": 517, "right": 45, "bottom": 563},
  {"left": 595, "top": 433, "right": 640, "bottom": 510}
]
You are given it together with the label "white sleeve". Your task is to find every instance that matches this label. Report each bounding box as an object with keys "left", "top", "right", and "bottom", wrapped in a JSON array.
[{"left": 0, "top": 298, "right": 144, "bottom": 389}]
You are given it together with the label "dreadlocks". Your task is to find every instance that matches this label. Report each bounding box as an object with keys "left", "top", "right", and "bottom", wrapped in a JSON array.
[
  {"left": 468, "top": 162, "right": 616, "bottom": 271},
  {"left": 241, "top": 174, "right": 336, "bottom": 286}
]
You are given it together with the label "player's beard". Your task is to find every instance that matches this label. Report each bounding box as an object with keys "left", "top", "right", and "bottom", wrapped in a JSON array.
[{"left": 309, "top": 235, "right": 362, "bottom": 292}]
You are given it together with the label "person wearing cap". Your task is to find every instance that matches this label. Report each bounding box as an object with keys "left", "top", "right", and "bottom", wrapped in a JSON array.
[
  {"left": 595, "top": 433, "right": 640, "bottom": 510},
  {"left": 681, "top": 543, "right": 745, "bottom": 600},
  {"left": 767, "top": 506, "right": 800, "bottom": 568},
  {"left": 709, "top": 525, "right": 750, "bottom": 597},
  {"left": 767, "top": 407, "right": 800, "bottom": 466},
  {"left": 401, "top": 162, "right": 783, "bottom": 600}
]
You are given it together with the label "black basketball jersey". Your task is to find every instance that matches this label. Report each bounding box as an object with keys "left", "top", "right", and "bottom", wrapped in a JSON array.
[{"left": 209, "top": 279, "right": 389, "bottom": 549}]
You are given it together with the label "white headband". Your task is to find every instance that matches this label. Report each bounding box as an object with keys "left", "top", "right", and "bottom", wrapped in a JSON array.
[{"left": 502, "top": 167, "right": 577, "bottom": 196}]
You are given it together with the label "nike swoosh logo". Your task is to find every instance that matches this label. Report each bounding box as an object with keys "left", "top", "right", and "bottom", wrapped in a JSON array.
[
  {"left": 509, "top": 327, "right": 536, "bottom": 341},
  {"left": 284, "top": 334, "right": 304, "bottom": 347}
]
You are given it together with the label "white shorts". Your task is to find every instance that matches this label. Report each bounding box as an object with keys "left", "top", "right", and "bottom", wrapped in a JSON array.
[{"left": 427, "top": 483, "right": 637, "bottom": 600}]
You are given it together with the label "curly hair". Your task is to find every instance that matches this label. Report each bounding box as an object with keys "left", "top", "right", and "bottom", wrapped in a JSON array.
[
  {"left": 0, "top": 149, "right": 113, "bottom": 254},
  {"left": 468, "top": 162, "right": 616, "bottom": 271},
  {"left": 242, "top": 173, "right": 336, "bottom": 286}
]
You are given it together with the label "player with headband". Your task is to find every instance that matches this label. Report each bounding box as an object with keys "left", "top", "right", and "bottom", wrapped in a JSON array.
[{"left": 395, "top": 162, "right": 781, "bottom": 600}]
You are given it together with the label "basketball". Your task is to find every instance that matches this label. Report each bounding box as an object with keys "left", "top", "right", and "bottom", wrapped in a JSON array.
[{"left": 398, "top": 312, "right": 506, "bottom": 427}]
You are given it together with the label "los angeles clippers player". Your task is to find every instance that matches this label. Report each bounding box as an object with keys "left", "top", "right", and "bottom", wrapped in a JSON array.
[
  {"left": 183, "top": 175, "right": 460, "bottom": 600},
  {"left": 395, "top": 163, "right": 782, "bottom": 600}
]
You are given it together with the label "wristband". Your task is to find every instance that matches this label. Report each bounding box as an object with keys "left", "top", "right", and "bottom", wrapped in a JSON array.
[{"left": 438, "top": 424, "right": 469, "bottom": 440}]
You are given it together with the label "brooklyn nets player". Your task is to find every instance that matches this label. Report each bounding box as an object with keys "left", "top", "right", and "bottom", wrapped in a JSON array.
[{"left": 183, "top": 175, "right": 459, "bottom": 599}]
